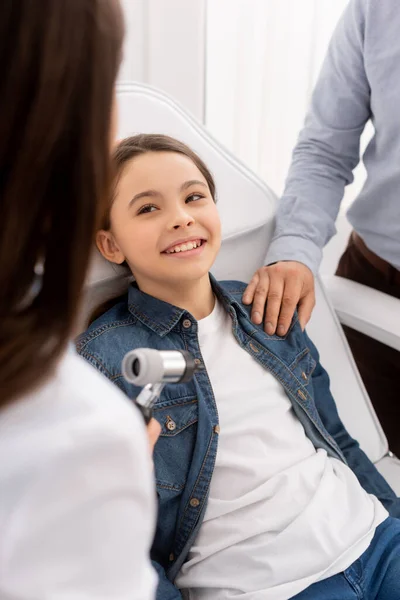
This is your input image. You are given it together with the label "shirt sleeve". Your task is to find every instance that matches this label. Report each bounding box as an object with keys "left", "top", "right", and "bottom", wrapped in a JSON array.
[
  {"left": 266, "top": 0, "right": 371, "bottom": 274},
  {"left": 0, "top": 405, "right": 157, "bottom": 600}
]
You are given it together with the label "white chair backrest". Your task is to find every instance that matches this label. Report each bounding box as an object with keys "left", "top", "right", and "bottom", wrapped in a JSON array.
[{"left": 85, "top": 82, "right": 387, "bottom": 463}]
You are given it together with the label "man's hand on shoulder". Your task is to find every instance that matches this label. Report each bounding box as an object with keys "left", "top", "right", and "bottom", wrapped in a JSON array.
[{"left": 242, "top": 261, "right": 315, "bottom": 335}]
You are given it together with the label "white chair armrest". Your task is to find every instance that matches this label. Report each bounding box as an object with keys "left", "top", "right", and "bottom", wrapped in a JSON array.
[{"left": 322, "top": 275, "right": 400, "bottom": 351}]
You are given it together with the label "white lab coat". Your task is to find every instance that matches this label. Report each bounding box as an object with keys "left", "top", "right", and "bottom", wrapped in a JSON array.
[{"left": 0, "top": 349, "right": 156, "bottom": 599}]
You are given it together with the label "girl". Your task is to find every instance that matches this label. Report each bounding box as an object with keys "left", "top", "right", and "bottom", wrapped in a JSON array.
[
  {"left": 0, "top": 3, "right": 157, "bottom": 598},
  {"left": 77, "top": 134, "right": 400, "bottom": 600}
]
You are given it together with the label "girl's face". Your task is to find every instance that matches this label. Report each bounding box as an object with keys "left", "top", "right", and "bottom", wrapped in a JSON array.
[{"left": 97, "top": 151, "right": 221, "bottom": 296}]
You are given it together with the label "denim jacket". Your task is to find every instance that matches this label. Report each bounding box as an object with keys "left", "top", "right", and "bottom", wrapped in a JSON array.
[{"left": 77, "top": 276, "right": 399, "bottom": 599}]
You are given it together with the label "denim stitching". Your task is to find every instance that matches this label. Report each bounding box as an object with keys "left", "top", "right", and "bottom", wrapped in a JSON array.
[
  {"left": 343, "top": 563, "right": 363, "bottom": 598},
  {"left": 128, "top": 303, "right": 184, "bottom": 335},
  {"left": 288, "top": 349, "right": 317, "bottom": 380},
  {"left": 76, "top": 317, "right": 136, "bottom": 350},
  {"left": 288, "top": 347, "right": 309, "bottom": 369},
  {"left": 153, "top": 398, "right": 198, "bottom": 410},
  {"left": 156, "top": 481, "right": 185, "bottom": 491},
  {"left": 79, "top": 350, "right": 114, "bottom": 380}
]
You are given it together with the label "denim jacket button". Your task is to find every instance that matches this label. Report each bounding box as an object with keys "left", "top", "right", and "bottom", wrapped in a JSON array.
[
  {"left": 301, "top": 371, "right": 308, "bottom": 381},
  {"left": 190, "top": 497, "right": 200, "bottom": 507},
  {"left": 297, "top": 389, "right": 307, "bottom": 401},
  {"left": 249, "top": 342, "right": 259, "bottom": 353},
  {"left": 213, "top": 425, "right": 220, "bottom": 434},
  {"left": 169, "top": 553, "right": 175, "bottom": 562},
  {"left": 166, "top": 419, "right": 177, "bottom": 431},
  {"left": 183, "top": 319, "right": 192, "bottom": 329}
]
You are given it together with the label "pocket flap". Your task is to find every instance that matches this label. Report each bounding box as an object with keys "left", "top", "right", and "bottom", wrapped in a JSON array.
[{"left": 154, "top": 397, "right": 198, "bottom": 436}]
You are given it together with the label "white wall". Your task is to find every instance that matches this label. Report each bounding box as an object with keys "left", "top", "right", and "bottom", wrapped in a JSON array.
[
  {"left": 205, "top": 0, "right": 350, "bottom": 197},
  {"left": 119, "top": 0, "right": 206, "bottom": 121}
]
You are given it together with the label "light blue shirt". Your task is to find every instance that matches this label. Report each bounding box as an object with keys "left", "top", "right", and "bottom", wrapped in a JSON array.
[{"left": 266, "top": 0, "right": 400, "bottom": 274}]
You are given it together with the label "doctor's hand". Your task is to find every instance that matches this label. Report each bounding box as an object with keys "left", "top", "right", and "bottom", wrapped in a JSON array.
[
  {"left": 242, "top": 261, "right": 315, "bottom": 336},
  {"left": 147, "top": 418, "right": 161, "bottom": 454}
]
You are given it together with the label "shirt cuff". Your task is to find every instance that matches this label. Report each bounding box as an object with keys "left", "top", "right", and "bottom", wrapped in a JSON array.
[{"left": 265, "top": 235, "right": 323, "bottom": 275}]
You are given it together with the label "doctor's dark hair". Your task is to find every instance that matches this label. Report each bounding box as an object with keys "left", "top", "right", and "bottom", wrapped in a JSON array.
[
  {"left": 0, "top": 0, "right": 124, "bottom": 406},
  {"left": 100, "top": 134, "right": 217, "bottom": 230}
]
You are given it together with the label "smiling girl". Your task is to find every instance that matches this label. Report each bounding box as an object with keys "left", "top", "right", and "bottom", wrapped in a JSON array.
[
  {"left": 77, "top": 134, "right": 400, "bottom": 600},
  {"left": 95, "top": 135, "right": 220, "bottom": 320}
]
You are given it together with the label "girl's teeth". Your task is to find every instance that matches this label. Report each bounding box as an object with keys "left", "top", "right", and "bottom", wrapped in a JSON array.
[{"left": 167, "top": 240, "right": 202, "bottom": 253}]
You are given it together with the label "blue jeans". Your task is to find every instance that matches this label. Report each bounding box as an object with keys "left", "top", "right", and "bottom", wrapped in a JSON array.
[{"left": 291, "top": 517, "right": 400, "bottom": 599}]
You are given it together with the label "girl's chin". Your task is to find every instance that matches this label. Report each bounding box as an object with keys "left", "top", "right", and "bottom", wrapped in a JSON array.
[{"left": 160, "top": 265, "right": 212, "bottom": 283}]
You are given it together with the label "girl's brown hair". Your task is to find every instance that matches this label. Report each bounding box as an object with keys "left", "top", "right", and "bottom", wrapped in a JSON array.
[
  {"left": 0, "top": 0, "right": 124, "bottom": 406},
  {"left": 101, "top": 133, "right": 217, "bottom": 230}
]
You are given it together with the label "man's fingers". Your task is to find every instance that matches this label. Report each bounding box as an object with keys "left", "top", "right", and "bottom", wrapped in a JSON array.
[
  {"left": 275, "top": 281, "right": 302, "bottom": 336},
  {"left": 242, "top": 273, "right": 259, "bottom": 305},
  {"left": 263, "top": 280, "right": 285, "bottom": 334},
  {"left": 297, "top": 290, "right": 316, "bottom": 330},
  {"left": 245, "top": 261, "right": 316, "bottom": 334},
  {"left": 250, "top": 272, "right": 270, "bottom": 325}
]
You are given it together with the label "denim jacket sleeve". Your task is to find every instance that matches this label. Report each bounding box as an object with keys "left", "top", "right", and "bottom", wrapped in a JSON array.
[
  {"left": 152, "top": 561, "right": 183, "bottom": 600},
  {"left": 304, "top": 331, "right": 400, "bottom": 518}
]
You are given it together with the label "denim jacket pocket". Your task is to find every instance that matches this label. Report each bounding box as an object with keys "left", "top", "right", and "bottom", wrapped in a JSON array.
[
  {"left": 289, "top": 348, "right": 316, "bottom": 387},
  {"left": 153, "top": 396, "right": 198, "bottom": 492}
]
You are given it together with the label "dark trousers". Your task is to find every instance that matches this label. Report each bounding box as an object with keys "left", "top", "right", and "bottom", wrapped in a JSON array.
[{"left": 336, "top": 234, "right": 400, "bottom": 456}]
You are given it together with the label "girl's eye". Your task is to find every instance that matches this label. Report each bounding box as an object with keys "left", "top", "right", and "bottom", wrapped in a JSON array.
[
  {"left": 137, "top": 204, "right": 157, "bottom": 215},
  {"left": 186, "top": 193, "right": 204, "bottom": 203}
]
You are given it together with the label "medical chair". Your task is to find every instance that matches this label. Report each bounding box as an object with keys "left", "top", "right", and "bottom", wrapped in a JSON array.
[{"left": 83, "top": 82, "right": 400, "bottom": 493}]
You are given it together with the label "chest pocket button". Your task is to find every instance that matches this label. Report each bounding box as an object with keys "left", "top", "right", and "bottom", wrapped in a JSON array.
[{"left": 166, "top": 417, "right": 177, "bottom": 431}]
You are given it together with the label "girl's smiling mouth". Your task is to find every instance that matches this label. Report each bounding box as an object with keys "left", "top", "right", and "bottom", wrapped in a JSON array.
[{"left": 162, "top": 238, "right": 206, "bottom": 256}]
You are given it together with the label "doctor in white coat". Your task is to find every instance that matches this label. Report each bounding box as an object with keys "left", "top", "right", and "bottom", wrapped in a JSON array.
[{"left": 0, "top": 1, "right": 158, "bottom": 598}]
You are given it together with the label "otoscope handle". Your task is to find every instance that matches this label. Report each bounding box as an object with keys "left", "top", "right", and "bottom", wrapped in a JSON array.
[
  {"left": 134, "top": 382, "right": 164, "bottom": 425},
  {"left": 139, "top": 404, "right": 153, "bottom": 425}
]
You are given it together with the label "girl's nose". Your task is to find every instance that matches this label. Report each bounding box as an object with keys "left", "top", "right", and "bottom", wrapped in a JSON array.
[{"left": 172, "top": 208, "right": 195, "bottom": 230}]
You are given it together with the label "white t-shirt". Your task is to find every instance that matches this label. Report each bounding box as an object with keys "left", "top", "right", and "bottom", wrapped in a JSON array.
[
  {"left": 0, "top": 349, "right": 156, "bottom": 600},
  {"left": 176, "top": 300, "right": 387, "bottom": 600}
]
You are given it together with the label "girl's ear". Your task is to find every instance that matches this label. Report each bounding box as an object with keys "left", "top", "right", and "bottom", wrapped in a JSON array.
[{"left": 96, "top": 230, "right": 126, "bottom": 264}]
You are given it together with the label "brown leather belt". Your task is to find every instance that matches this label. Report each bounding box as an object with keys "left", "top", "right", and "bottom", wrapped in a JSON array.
[{"left": 351, "top": 231, "right": 400, "bottom": 285}]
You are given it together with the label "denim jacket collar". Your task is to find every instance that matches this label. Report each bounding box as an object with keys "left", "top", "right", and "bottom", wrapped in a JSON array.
[{"left": 127, "top": 274, "right": 248, "bottom": 337}]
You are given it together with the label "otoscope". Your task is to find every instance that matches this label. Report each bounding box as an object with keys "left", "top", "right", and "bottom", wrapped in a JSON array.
[{"left": 122, "top": 348, "right": 199, "bottom": 423}]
